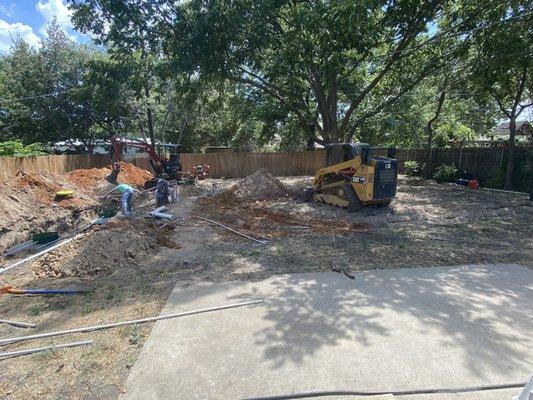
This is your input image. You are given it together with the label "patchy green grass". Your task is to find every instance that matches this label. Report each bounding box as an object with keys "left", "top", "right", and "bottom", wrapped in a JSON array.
[
  {"left": 121, "top": 324, "right": 145, "bottom": 347},
  {"left": 29, "top": 305, "right": 42, "bottom": 316}
]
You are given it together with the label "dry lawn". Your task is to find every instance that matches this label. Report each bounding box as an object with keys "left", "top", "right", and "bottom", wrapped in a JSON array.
[{"left": 0, "top": 175, "right": 531, "bottom": 399}]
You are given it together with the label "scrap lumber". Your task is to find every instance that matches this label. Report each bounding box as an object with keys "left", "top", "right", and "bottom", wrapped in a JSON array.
[
  {"left": 0, "top": 319, "right": 37, "bottom": 329},
  {"left": 0, "top": 234, "right": 83, "bottom": 275},
  {"left": 198, "top": 216, "right": 268, "bottom": 245},
  {"left": 0, "top": 340, "right": 92, "bottom": 359},
  {"left": 0, "top": 299, "right": 263, "bottom": 345}
]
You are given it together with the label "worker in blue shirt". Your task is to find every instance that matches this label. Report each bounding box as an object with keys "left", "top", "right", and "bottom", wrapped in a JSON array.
[{"left": 102, "top": 183, "right": 140, "bottom": 217}]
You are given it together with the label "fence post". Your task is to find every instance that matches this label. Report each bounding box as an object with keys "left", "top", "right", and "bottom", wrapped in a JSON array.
[{"left": 458, "top": 142, "right": 463, "bottom": 172}]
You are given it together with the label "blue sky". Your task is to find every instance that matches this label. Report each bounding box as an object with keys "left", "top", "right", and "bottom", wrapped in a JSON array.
[{"left": 0, "top": 0, "right": 87, "bottom": 53}]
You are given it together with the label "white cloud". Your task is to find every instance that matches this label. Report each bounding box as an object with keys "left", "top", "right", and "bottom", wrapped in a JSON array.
[
  {"left": 0, "top": 19, "right": 41, "bottom": 53},
  {"left": 0, "top": 3, "right": 16, "bottom": 18},
  {"left": 36, "top": 0, "right": 73, "bottom": 29}
]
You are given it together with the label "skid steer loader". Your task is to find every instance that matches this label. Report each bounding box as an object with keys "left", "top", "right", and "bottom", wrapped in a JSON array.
[{"left": 304, "top": 143, "right": 398, "bottom": 212}]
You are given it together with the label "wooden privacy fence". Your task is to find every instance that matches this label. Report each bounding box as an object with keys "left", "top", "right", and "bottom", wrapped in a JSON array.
[
  {"left": 0, "top": 153, "right": 151, "bottom": 182},
  {"left": 0, "top": 147, "right": 530, "bottom": 182},
  {"left": 181, "top": 147, "right": 531, "bottom": 182},
  {"left": 180, "top": 151, "right": 326, "bottom": 178}
]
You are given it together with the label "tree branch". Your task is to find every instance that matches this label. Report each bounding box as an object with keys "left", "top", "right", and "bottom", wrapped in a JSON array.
[
  {"left": 518, "top": 102, "right": 533, "bottom": 116},
  {"left": 494, "top": 95, "right": 512, "bottom": 118},
  {"left": 338, "top": 32, "right": 415, "bottom": 134},
  {"left": 349, "top": 64, "right": 439, "bottom": 132},
  {"left": 228, "top": 74, "right": 311, "bottom": 134},
  {"left": 513, "top": 65, "right": 528, "bottom": 116}
]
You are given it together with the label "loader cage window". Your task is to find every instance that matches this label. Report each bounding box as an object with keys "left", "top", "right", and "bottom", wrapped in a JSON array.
[{"left": 325, "top": 144, "right": 356, "bottom": 167}]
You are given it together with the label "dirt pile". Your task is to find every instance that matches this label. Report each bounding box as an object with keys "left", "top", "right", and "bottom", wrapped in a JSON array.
[
  {"left": 0, "top": 171, "right": 97, "bottom": 253},
  {"left": 34, "top": 219, "right": 179, "bottom": 278},
  {"left": 67, "top": 162, "right": 153, "bottom": 191},
  {"left": 0, "top": 162, "right": 151, "bottom": 254},
  {"left": 215, "top": 169, "right": 289, "bottom": 203}
]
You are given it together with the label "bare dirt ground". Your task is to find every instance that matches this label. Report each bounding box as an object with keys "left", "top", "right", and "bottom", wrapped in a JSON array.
[{"left": 0, "top": 170, "right": 531, "bottom": 399}]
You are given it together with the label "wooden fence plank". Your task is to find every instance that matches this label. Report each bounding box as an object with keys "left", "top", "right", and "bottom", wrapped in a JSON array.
[
  {"left": 1, "top": 148, "right": 530, "bottom": 185},
  {"left": 0, "top": 153, "right": 151, "bottom": 182}
]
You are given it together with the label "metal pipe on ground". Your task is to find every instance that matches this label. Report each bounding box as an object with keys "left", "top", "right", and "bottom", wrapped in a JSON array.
[
  {"left": 198, "top": 217, "right": 268, "bottom": 245},
  {"left": 0, "top": 217, "right": 101, "bottom": 273},
  {"left": 243, "top": 382, "right": 527, "bottom": 399},
  {"left": 0, "top": 234, "right": 83, "bottom": 275},
  {"left": 0, "top": 319, "right": 37, "bottom": 329},
  {"left": 149, "top": 211, "right": 175, "bottom": 220},
  {"left": 0, "top": 340, "right": 92, "bottom": 359},
  {"left": 0, "top": 299, "right": 263, "bottom": 345},
  {"left": 480, "top": 187, "right": 526, "bottom": 195},
  {"left": 1, "top": 241, "right": 36, "bottom": 258}
]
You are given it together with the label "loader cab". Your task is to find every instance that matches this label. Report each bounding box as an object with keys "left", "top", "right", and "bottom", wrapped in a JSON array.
[{"left": 325, "top": 143, "right": 370, "bottom": 167}]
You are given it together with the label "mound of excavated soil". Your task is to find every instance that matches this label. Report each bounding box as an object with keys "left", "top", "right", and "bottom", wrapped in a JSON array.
[
  {"left": 0, "top": 171, "right": 98, "bottom": 253},
  {"left": 216, "top": 169, "right": 289, "bottom": 203},
  {"left": 0, "top": 162, "right": 152, "bottom": 254},
  {"left": 33, "top": 219, "right": 179, "bottom": 278},
  {"left": 67, "top": 162, "right": 153, "bottom": 191}
]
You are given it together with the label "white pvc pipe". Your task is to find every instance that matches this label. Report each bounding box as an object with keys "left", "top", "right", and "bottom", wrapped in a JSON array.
[
  {"left": 0, "top": 319, "right": 37, "bottom": 329},
  {"left": 149, "top": 211, "right": 175, "bottom": 220},
  {"left": 480, "top": 187, "right": 527, "bottom": 195},
  {"left": 2, "top": 241, "right": 36, "bottom": 258},
  {"left": 0, "top": 340, "right": 92, "bottom": 359},
  {"left": 0, "top": 299, "right": 262, "bottom": 345},
  {"left": 198, "top": 217, "right": 268, "bottom": 245},
  {"left": 0, "top": 234, "right": 83, "bottom": 275}
]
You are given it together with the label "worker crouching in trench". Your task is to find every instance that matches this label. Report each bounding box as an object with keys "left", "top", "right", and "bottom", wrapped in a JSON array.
[{"left": 102, "top": 183, "right": 141, "bottom": 217}]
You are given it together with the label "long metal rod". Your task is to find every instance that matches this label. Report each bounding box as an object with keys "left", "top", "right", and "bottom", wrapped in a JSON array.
[
  {"left": 1, "top": 217, "right": 99, "bottom": 263},
  {"left": 0, "top": 234, "right": 82, "bottom": 275},
  {"left": 243, "top": 382, "right": 527, "bottom": 400},
  {"left": 198, "top": 217, "right": 268, "bottom": 245},
  {"left": 0, "top": 299, "right": 262, "bottom": 345},
  {"left": 0, "top": 340, "right": 92, "bottom": 359},
  {"left": 0, "top": 319, "right": 37, "bottom": 329},
  {"left": 1, "top": 241, "right": 36, "bottom": 258},
  {"left": 480, "top": 187, "right": 526, "bottom": 195}
]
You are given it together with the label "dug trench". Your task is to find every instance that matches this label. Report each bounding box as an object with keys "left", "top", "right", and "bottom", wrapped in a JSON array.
[{"left": 0, "top": 168, "right": 532, "bottom": 399}]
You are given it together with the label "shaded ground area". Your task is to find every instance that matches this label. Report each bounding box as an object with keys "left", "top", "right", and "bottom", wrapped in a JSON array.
[
  {"left": 120, "top": 265, "right": 533, "bottom": 400},
  {"left": 0, "top": 171, "right": 531, "bottom": 399}
]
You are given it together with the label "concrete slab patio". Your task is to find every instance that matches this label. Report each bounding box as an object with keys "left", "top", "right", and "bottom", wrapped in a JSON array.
[{"left": 120, "top": 264, "right": 532, "bottom": 400}]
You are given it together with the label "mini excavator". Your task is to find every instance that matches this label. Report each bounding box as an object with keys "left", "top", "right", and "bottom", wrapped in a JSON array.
[
  {"left": 108, "top": 136, "right": 209, "bottom": 188},
  {"left": 304, "top": 143, "right": 398, "bottom": 212}
]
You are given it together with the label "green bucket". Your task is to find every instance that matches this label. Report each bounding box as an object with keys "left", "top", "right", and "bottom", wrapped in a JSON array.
[{"left": 32, "top": 232, "right": 60, "bottom": 244}]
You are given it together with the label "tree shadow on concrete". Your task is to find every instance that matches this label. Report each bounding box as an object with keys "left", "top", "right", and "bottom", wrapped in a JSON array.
[{"left": 230, "top": 265, "right": 532, "bottom": 379}]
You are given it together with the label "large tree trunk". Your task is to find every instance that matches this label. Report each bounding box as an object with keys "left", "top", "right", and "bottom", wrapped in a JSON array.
[
  {"left": 425, "top": 89, "right": 447, "bottom": 178},
  {"left": 505, "top": 116, "right": 516, "bottom": 189},
  {"left": 144, "top": 85, "right": 156, "bottom": 147},
  {"left": 425, "top": 126, "right": 434, "bottom": 179}
]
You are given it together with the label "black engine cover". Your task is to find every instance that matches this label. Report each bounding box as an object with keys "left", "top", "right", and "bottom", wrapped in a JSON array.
[{"left": 372, "top": 158, "right": 398, "bottom": 200}]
